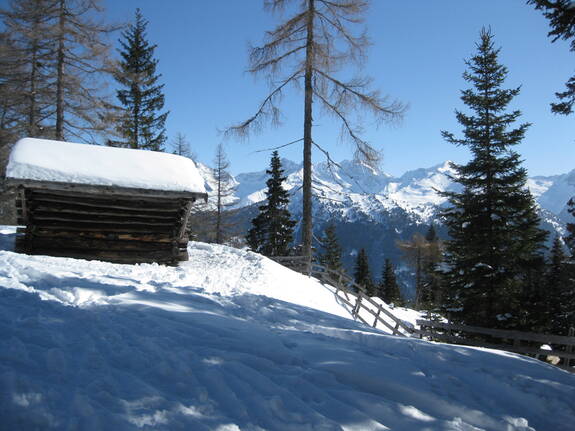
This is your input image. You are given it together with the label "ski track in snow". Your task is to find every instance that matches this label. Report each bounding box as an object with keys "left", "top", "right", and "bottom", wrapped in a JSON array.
[{"left": 1, "top": 228, "right": 574, "bottom": 430}]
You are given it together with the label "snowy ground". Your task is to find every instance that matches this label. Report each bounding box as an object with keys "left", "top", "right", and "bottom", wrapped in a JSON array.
[{"left": 1, "top": 227, "right": 574, "bottom": 430}]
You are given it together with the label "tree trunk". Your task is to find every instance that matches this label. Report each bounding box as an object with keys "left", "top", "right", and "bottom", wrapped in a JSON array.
[
  {"left": 216, "top": 164, "right": 222, "bottom": 244},
  {"left": 55, "top": 0, "right": 65, "bottom": 140},
  {"left": 302, "top": 0, "right": 314, "bottom": 259}
]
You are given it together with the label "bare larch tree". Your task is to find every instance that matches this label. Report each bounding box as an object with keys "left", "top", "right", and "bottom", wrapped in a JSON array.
[
  {"left": 53, "top": 0, "right": 118, "bottom": 142},
  {"left": 227, "top": 0, "right": 405, "bottom": 259},
  {"left": 212, "top": 143, "right": 236, "bottom": 244}
]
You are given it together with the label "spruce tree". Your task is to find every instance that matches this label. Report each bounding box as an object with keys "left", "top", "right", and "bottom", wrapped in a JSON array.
[
  {"left": 318, "top": 223, "right": 343, "bottom": 274},
  {"left": 420, "top": 225, "right": 444, "bottom": 310},
  {"left": 113, "top": 8, "right": 167, "bottom": 150},
  {"left": 543, "top": 236, "right": 572, "bottom": 334},
  {"left": 246, "top": 151, "right": 295, "bottom": 257},
  {"left": 440, "top": 29, "right": 548, "bottom": 329},
  {"left": 379, "top": 258, "right": 403, "bottom": 306},
  {"left": 354, "top": 248, "right": 375, "bottom": 296},
  {"left": 566, "top": 198, "right": 575, "bottom": 255}
]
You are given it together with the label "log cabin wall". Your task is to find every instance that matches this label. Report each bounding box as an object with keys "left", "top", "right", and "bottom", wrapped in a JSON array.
[{"left": 11, "top": 180, "right": 206, "bottom": 265}]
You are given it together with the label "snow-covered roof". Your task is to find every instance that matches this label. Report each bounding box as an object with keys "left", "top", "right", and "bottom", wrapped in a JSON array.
[{"left": 5, "top": 137, "right": 206, "bottom": 194}]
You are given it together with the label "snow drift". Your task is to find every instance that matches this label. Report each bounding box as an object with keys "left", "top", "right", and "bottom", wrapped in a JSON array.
[{"left": 0, "top": 227, "right": 574, "bottom": 430}]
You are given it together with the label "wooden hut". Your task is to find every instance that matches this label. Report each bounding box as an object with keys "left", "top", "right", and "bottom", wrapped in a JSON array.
[{"left": 4, "top": 138, "right": 207, "bottom": 265}]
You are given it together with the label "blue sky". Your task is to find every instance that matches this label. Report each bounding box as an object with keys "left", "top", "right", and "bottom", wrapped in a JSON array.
[{"left": 19, "top": 1, "right": 575, "bottom": 175}]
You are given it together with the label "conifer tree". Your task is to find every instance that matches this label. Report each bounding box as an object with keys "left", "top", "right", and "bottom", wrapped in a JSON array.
[
  {"left": 528, "top": 0, "right": 575, "bottom": 115},
  {"left": 246, "top": 151, "right": 295, "bottom": 257},
  {"left": 318, "top": 222, "right": 343, "bottom": 274},
  {"left": 566, "top": 198, "right": 575, "bottom": 254},
  {"left": 354, "top": 248, "right": 375, "bottom": 296},
  {"left": 113, "top": 8, "right": 167, "bottom": 150},
  {"left": 543, "top": 236, "right": 572, "bottom": 334},
  {"left": 379, "top": 258, "right": 403, "bottom": 306},
  {"left": 440, "top": 29, "right": 548, "bottom": 329}
]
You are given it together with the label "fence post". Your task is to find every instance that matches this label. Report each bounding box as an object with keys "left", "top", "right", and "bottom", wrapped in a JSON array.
[
  {"left": 373, "top": 304, "right": 382, "bottom": 328},
  {"left": 352, "top": 295, "right": 362, "bottom": 319},
  {"left": 567, "top": 327, "right": 575, "bottom": 367}
]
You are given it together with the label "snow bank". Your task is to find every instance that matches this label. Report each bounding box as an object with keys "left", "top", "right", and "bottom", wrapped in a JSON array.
[
  {"left": 1, "top": 229, "right": 574, "bottom": 430},
  {"left": 6, "top": 137, "right": 206, "bottom": 193}
]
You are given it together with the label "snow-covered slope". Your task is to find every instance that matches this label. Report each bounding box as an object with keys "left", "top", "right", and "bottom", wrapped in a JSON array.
[{"left": 1, "top": 227, "right": 574, "bottom": 430}]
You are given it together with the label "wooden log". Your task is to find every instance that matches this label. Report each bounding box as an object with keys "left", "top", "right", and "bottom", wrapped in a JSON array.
[
  {"left": 27, "top": 247, "right": 178, "bottom": 263},
  {"left": 27, "top": 236, "right": 175, "bottom": 252},
  {"left": 178, "top": 201, "right": 193, "bottom": 241},
  {"left": 30, "top": 193, "right": 184, "bottom": 213},
  {"left": 29, "top": 203, "right": 180, "bottom": 220},
  {"left": 30, "top": 212, "right": 178, "bottom": 227},
  {"left": 30, "top": 229, "right": 174, "bottom": 243},
  {"left": 29, "top": 221, "right": 176, "bottom": 234}
]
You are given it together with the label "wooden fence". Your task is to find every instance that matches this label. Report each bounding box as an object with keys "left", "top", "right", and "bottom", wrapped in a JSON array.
[
  {"left": 271, "top": 255, "right": 575, "bottom": 373},
  {"left": 270, "top": 255, "right": 413, "bottom": 336},
  {"left": 417, "top": 319, "right": 575, "bottom": 373}
]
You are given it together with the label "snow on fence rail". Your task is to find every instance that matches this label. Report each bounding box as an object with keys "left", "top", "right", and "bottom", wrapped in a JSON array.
[{"left": 416, "top": 320, "right": 575, "bottom": 373}]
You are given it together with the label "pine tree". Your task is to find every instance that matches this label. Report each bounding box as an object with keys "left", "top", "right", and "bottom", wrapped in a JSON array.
[
  {"left": 542, "top": 236, "right": 572, "bottom": 334},
  {"left": 354, "top": 248, "right": 375, "bottom": 296},
  {"left": 246, "top": 151, "right": 295, "bottom": 257},
  {"left": 566, "top": 198, "right": 575, "bottom": 255},
  {"left": 113, "top": 8, "right": 167, "bottom": 150},
  {"left": 379, "top": 258, "right": 403, "bottom": 306},
  {"left": 440, "top": 29, "right": 548, "bottom": 329},
  {"left": 318, "top": 222, "right": 343, "bottom": 274}
]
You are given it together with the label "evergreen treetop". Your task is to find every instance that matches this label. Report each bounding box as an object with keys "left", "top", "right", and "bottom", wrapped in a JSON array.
[
  {"left": 354, "top": 248, "right": 375, "bottom": 296},
  {"left": 379, "top": 258, "right": 403, "bottom": 306},
  {"left": 114, "top": 8, "right": 167, "bottom": 151},
  {"left": 318, "top": 223, "right": 344, "bottom": 274},
  {"left": 246, "top": 151, "right": 295, "bottom": 257}
]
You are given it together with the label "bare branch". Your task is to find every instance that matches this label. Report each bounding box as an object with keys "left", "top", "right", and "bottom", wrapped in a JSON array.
[
  {"left": 225, "top": 69, "right": 302, "bottom": 139},
  {"left": 253, "top": 137, "right": 304, "bottom": 153}
]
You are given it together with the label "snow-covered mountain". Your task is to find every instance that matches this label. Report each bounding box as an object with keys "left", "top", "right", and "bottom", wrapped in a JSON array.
[
  {"left": 227, "top": 159, "right": 573, "bottom": 222},
  {"left": 196, "top": 158, "right": 573, "bottom": 294}
]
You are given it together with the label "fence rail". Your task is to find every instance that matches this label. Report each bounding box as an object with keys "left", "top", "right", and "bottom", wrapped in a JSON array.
[
  {"left": 417, "top": 319, "right": 575, "bottom": 373},
  {"left": 271, "top": 255, "right": 575, "bottom": 373}
]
